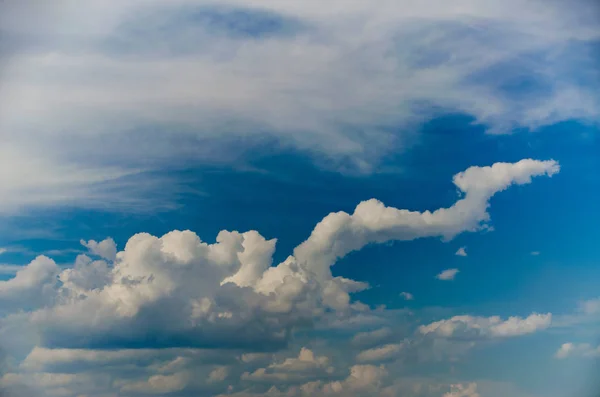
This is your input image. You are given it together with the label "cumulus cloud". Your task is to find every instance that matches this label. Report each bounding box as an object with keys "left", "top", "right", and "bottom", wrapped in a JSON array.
[
  {"left": 419, "top": 313, "right": 552, "bottom": 339},
  {"left": 0, "top": 159, "right": 561, "bottom": 396},
  {"left": 80, "top": 238, "right": 118, "bottom": 262},
  {"left": 0, "top": 0, "right": 591, "bottom": 212},
  {"left": 0, "top": 256, "right": 60, "bottom": 311},
  {"left": 555, "top": 342, "right": 600, "bottom": 359},
  {"left": 0, "top": 159, "right": 558, "bottom": 352},
  {"left": 224, "top": 364, "right": 388, "bottom": 397},
  {"left": 455, "top": 247, "right": 467, "bottom": 257},
  {"left": 242, "top": 348, "right": 333, "bottom": 383},
  {"left": 436, "top": 269, "right": 459, "bottom": 281}
]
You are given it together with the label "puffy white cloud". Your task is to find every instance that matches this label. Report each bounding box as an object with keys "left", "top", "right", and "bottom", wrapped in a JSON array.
[
  {"left": 242, "top": 348, "right": 333, "bottom": 383},
  {"left": 436, "top": 269, "right": 459, "bottom": 281},
  {"left": 0, "top": 256, "right": 60, "bottom": 310},
  {"left": 0, "top": 159, "right": 558, "bottom": 352},
  {"left": 80, "top": 238, "right": 118, "bottom": 262},
  {"left": 555, "top": 342, "right": 600, "bottom": 359},
  {"left": 419, "top": 313, "right": 552, "bottom": 339},
  {"left": 455, "top": 247, "right": 467, "bottom": 257},
  {"left": 0, "top": 0, "right": 591, "bottom": 212}
]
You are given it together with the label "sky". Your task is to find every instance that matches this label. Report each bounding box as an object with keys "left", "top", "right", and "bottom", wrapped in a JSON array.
[{"left": 0, "top": 1, "right": 599, "bottom": 396}]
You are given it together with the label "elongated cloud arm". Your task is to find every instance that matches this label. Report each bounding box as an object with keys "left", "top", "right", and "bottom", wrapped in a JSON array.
[{"left": 290, "top": 159, "right": 559, "bottom": 279}]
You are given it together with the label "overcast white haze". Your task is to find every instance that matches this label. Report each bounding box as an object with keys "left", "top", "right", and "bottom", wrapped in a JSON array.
[{"left": 0, "top": 0, "right": 599, "bottom": 396}]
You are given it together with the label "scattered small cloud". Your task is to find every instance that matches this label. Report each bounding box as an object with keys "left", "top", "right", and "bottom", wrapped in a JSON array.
[
  {"left": 555, "top": 342, "right": 600, "bottom": 359},
  {"left": 400, "top": 292, "right": 414, "bottom": 301},
  {"left": 530, "top": 251, "right": 540, "bottom": 256},
  {"left": 436, "top": 269, "right": 460, "bottom": 281},
  {"left": 455, "top": 247, "right": 467, "bottom": 257},
  {"left": 0, "top": 248, "right": 7, "bottom": 256}
]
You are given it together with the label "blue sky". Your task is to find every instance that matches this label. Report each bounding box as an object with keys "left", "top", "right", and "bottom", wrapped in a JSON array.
[{"left": 0, "top": 1, "right": 599, "bottom": 397}]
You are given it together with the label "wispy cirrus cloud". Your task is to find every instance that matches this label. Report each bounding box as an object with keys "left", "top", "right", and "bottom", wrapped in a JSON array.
[{"left": 0, "top": 0, "right": 596, "bottom": 214}]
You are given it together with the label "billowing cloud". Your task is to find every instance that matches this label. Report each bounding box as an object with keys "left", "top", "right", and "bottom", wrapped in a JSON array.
[
  {"left": 242, "top": 348, "right": 333, "bottom": 383},
  {"left": 0, "top": 159, "right": 562, "bottom": 396},
  {"left": 419, "top": 313, "right": 552, "bottom": 339},
  {"left": 0, "top": 0, "right": 591, "bottom": 212},
  {"left": 0, "top": 159, "right": 559, "bottom": 354},
  {"left": 0, "top": 256, "right": 60, "bottom": 311},
  {"left": 455, "top": 247, "right": 467, "bottom": 257},
  {"left": 80, "top": 238, "right": 118, "bottom": 262}
]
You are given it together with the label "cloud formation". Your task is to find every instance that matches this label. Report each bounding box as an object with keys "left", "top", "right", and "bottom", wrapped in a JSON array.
[
  {"left": 436, "top": 269, "right": 459, "bottom": 281},
  {"left": 0, "top": 159, "right": 554, "bottom": 351},
  {"left": 0, "top": 0, "right": 592, "bottom": 212},
  {"left": 555, "top": 342, "right": 600, "bottom": 359},
  {"left": 0, "top": 159, "right": 561, "bottom": 396},
  {"left": 419, "top": 313, "right": 552, "bottom": 339}
]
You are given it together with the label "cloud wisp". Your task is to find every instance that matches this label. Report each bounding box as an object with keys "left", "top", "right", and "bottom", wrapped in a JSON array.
[{"left": 0, "top": 0, "right": 595, "bottom": 213}]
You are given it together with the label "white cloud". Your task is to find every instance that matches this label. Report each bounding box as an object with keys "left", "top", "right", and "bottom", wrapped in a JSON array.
[
  {"left": 0, "top": 248, "right": 7, "bottom": 255},
  {"left": 554, "top": 342, "right": 600, "bottom": 359},
  {"left": 436, "top": 269, "right": 459, "bottom": 281},
  {"left": 20, "top": 346, "right": 185, "bottom": 371},
  {"left": 351, "top": 328, "right": 394, "bottom": 348},
  {"left": 0, "top": 159, "right": 558, "bottom": 352},
  {"left": 530, "top": 251, "right": 540, "bottom": 256},
  {"left": 80, "top": 238, "right": 118, "bottom": 262},
  {"left": 0, "top": 256, "right": 60, "bottom": 310},
  {"left": 356, "top": 343, "right": 404, "bottom": 363},
  {"left": 419, "top": 313, "right": 552, "bottom": 339},
  {"left": 224, "top": 364, "right": 388, "bottom": 397},
  {"left": 400, "top": 292, "right": 414, "bottom": 301},
  {"left": 119, "top": 372, "right": 189, "bottom": 394},
  {"left": 0, "top": 0, "right": 592, "bottom": 212},
  {"left": 444, "top": 383, "right": 480, "bottom": 397},
  {"left": 208, "top": 366, "right": 230, "bottom": 383},
  {"left": 455, "top": 247, "right": 467, "bottom": 257},
  {"left": 578, "top": 298, "right": 600, "bottom": 315},
  {"left": 242, "top": 348, "right": 333, "bottom": 383}
]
